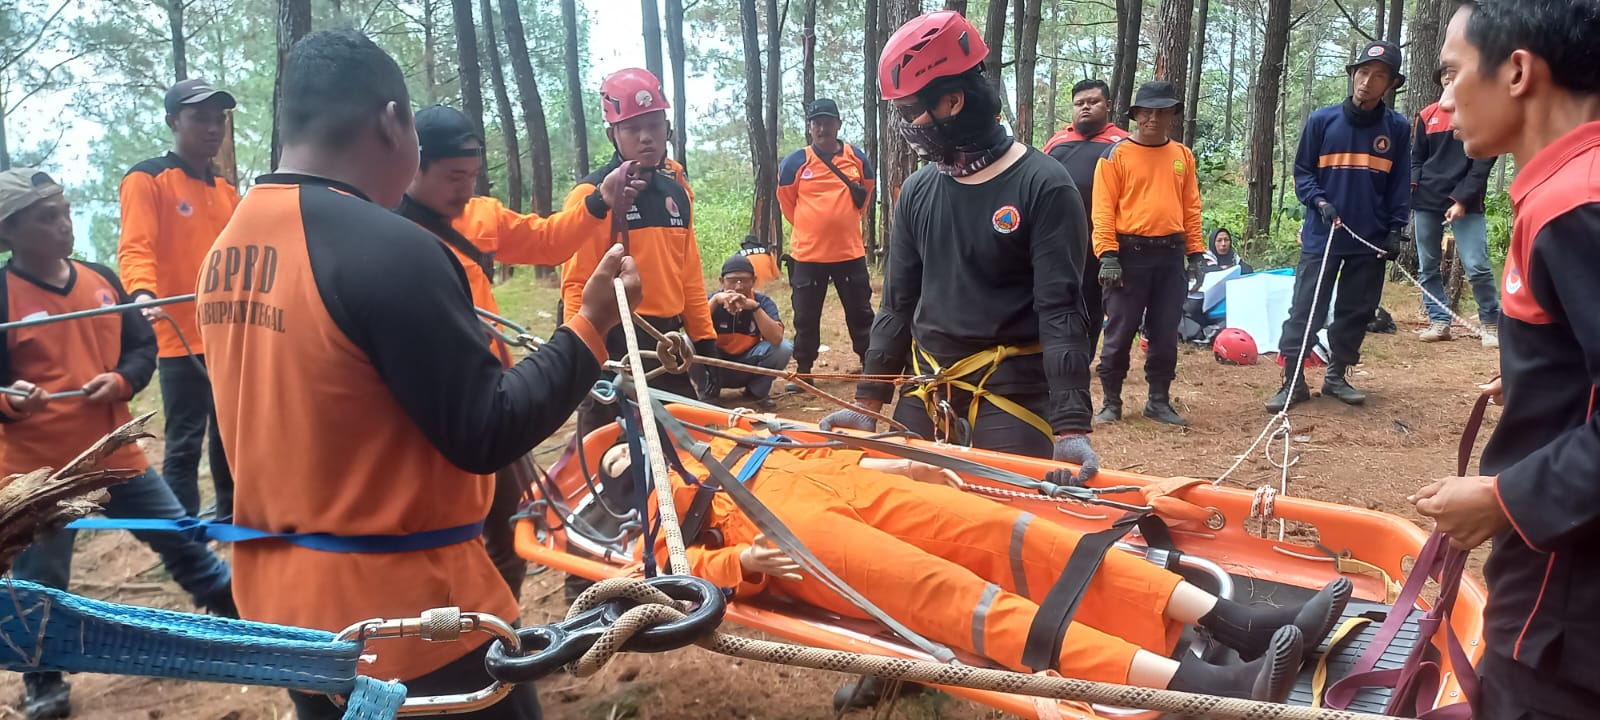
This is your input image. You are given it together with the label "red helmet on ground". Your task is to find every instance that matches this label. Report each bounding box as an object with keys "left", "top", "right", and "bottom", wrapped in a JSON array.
[
  {"left": 877, "top": 10, "right": 988, "bottom": 101},
  {"left": 1213, "top": 328, "right": 1259, "bottom": 365},
  {"left": 600, "top": 68, "right": 669, "bottom": 125}
]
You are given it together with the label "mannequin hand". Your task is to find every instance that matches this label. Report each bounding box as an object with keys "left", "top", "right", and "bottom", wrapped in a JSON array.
[{"left": 739, "top": 535, "right": 802, "bottom": 581}]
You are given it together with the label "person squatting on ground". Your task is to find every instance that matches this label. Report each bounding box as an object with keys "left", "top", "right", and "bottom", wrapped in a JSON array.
[
  {"left": 601, "top": 429, "right": 1352, "bottom": 702},
  {"left": 822, "top": 11, "right": 1100, "bottom": 483},
  {"left": 777, "top": 98, "right": 876, "bottom": 380},
  {"left": 1090, "top": 80, "right": 1206, "bottom": 427},
  {"left": 1044, "top": 78, "right": 1130, "bottom": 356},
  {"left": 1268, "top": 41, "right": 1412, "bottom": 413},
  {"left": 561, "top": 67, "right": 718, "bottom": 415},
  {"left": 117, "top": 78, "right": 239, "bottom": 520},
  {"left": 0, "top": 169, "right": 236, "bottom": 720},
  {"left": 1410, "top": 2, "right": 1600, "bottom": 718},
  {"left": 707, "top": 254, "right": 792, "bottom": 411},
  {"left": 195, "top": 29, "right": 642, "bottom": 720},
  {"left": 395, "top": 104, "right": 644, "bottom": 600},
  {"left": 1204, "top": 227, "right": 1253, "bottom": 275},
  {"left": 1411, "top": 89, "right": 1501, "bottom": 347}
]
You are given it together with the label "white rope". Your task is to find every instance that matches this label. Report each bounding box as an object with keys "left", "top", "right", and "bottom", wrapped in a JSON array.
[
  {"left": 613, "top": 278, "right": 692, "bottom": 576},
  {"left": 1347, "top": 229, "right": 1488, "bottom": 336}
]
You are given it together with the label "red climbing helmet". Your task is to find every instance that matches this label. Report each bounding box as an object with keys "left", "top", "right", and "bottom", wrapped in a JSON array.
[
  {"left": 1213, "top": 328, "right": 1259, "bottom": 366},
  {"left": 877, "top": 10, "right": 989, "bottom": 101},
  {"left": 600, "top": 68, "right": 669, "bottom": 125}
]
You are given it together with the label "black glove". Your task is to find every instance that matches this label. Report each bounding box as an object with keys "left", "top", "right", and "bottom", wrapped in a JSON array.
[
  {"left": 1316, "top": 201, "right": 1340, "bottom": 226},
  {"left": 1186, "top": 252, "right": 1207, "bottom": 290},
  {"left": 692, "top": 339, "right": 722, "bottom": 401},
  {"left": 1379, "top": 230, "right": 1409, "bottom": 260},
  {"left": 1098, "top": 254, "right": 1123, "bottom": 289}
]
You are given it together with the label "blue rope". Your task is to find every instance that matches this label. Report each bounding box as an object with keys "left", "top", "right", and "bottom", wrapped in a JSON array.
[{"left": 64, "top": 518, "right": 484, "bottom": 554}]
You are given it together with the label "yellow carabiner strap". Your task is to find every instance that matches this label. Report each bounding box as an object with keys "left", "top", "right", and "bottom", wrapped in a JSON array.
[
  {"left": 906, "top": 341, "right": 1055, "bottom": 440},
  {"left": 1310, "top": 616, "right": 1374, "bottom": 707}
]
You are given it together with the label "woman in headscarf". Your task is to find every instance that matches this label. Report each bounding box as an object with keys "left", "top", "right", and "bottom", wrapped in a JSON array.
[{"left": 1204, "top": 227, "right": 1253, "bottom": 274}]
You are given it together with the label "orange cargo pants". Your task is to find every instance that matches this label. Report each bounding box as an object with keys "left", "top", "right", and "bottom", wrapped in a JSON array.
[{"left": 747, "top": 460, "right": 1184, "bottom": 684}]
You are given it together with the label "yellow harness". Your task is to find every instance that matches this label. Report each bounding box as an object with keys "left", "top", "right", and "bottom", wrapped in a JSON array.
[{"left": 906, "top": 341, "right": 1055, "bottom": 442}]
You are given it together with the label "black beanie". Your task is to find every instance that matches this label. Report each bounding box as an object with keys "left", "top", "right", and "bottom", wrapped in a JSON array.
[{"left": 721, "top": 254, "right": 756, "bottom": 277}]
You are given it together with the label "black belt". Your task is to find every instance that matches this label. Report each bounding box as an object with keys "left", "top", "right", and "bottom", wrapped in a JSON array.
[{"left": 1117, "top": 233, "right": 1185, "bottom": 252}]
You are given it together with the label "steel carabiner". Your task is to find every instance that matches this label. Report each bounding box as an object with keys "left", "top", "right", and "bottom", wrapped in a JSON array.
[{"left": 333, "top": 608, "right": 522, "bottom": 716}]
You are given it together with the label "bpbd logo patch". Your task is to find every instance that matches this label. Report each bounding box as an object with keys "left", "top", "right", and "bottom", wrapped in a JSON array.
[
  {"left": 96, "top": 288, "right": 117, "bottom": 307},
  {"left": 992, "top": 205, "right": 1021, "bottom": 234},
  {"left": 176, "top": 200, "right": 194, "bottom": 217},
  {"left": 1373, "top": 135, "right": 1392, "bottom": 154}
]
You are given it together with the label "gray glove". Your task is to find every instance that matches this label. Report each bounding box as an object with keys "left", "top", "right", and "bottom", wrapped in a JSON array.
[
  {"left": 1051, "top": 433, "right": 1100, "bottom": 484},
  {"left": 1098, "top": 255, "right": 1123, "bottom": 289},
  {"left": 819, "top": 408, "right": 878, "bottom": 432}
]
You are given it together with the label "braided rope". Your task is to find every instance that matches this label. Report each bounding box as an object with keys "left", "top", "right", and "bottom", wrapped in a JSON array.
[
  {"left": 563, "top": 579, "right": 1404, "bottom": 720},
  {"left": 613, "top": 282, "right": 691, "bottom": 575}
]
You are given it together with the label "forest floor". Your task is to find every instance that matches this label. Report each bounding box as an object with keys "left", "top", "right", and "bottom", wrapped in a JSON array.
[{"left": 0, "top": 273, "right": 1502, "bottom": 719}]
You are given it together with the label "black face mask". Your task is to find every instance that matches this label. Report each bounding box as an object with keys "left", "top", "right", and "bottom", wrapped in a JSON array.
[{"left": 894, "top": 116, "right": 1013, "bottom": 177}]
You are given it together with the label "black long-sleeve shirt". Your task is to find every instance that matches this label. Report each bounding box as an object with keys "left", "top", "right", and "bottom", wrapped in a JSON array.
[
  {"left": 1479, "top": 121, "right": 1600, "bottom": 682},
  {"left": 858, "top": 149, "right": 1094, "bottom": 434},
  {"left": 1412, "top": 103, "right": 1497, "bottom": 213}
]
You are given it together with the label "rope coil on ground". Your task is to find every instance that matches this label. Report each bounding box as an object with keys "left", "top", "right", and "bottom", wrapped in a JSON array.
[{"left": 563, "top": 578, "right": 1405, "bottom": 720}]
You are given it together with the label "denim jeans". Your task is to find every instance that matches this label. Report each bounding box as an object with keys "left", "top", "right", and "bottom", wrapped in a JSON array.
[
  {"left": 1414, "top": 209, "right": 1501, "bottom": 324},
  {"left": 11, "top": 467, "right": 232, "bottom": 605},
  {"left": 716, "top": 340, "right": 793, "bottom": 399},
  {"left": 158, "top": 355, "right": 234, "bottom": 520}
]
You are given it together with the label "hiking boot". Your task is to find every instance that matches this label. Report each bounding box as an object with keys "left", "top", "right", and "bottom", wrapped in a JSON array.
[
  {"left": 1265, "top": 380, "right": 1311, "bottom": 413},
  {"left": 1142, "top": 384, "right": 1188, "bottom": 426},
  {"left": 1481, "top": 320, "right": 1499, "bottom": 349},
  {"left": 1168, "top": 626, "right": 1303, "bottom": 702},
  {"left": 832, "top": 676, "right": 925, "bottom": 712},
  {"left": 1322, "top": 364, "right": 1367, "bottom": 405},
  {"left": 22, "top": 672, "right": 70, "bottom": 720},
  {"left": 1419, "top": 320, "right": 1452, "bottom": 342}
]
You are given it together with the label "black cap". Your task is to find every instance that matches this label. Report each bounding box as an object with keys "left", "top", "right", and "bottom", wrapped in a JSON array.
[
  {"left": 1130, "top": 80, "right": 1183, "bottom": 112},
  {"left": 1347, "top": 41, "right": 1407, "bottom": 87},
  {"left": 806, "top": 98, "right": 841, "bottom": 120},
  {"left": 164, "top": 78, "right": 236, "bottom": 115},
  {"left": 721, "top": 254, "right": 756, "bottom": 277},
  {"left": 415, "top": 105, "right": 485, "bottom": 160}
]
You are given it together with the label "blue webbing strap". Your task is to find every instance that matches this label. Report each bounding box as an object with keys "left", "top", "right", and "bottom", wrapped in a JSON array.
[
  {"left": 617, "top": 405, "right": 659, "bottom": 576},
  {"left": 735, "top": 444, "right": 776, "bottom": 484},
  {"left": 0, "top": 581, "right": 408, "bottom": 719},
  {"left": 63, "top": 518, "right": 484, "bottom": 554}
]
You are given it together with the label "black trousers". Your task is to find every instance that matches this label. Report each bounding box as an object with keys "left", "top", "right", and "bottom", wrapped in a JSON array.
[
  {"left": 892, "top": 388, "right": 1054, "bottom": 459},
  {"left": 788, "top": 257, "right": 875, "bottom": 370},
  {"left": 1474, "top": 651, "right": 1600, "bottom": 720},
  {"left": 1277, "top": 252, "right": 1386, "bottom": 367},
  {"left": 1082, "top": 252, "right": 1105, "bottom": 354},
  {"left": 1096, "top": 248, "right": 1187, "bottom": 387},
  {"left": 289, "top": 639, "right": 541, "bottom": 719},
  {"left": 485, "top": 457, "right": 533, "bottom": 600},
  {"left": 158, "top": 355, "right": 234, "bottom": 520}
]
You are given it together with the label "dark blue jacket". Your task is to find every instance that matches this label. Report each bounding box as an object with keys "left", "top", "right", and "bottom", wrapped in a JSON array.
[{"left": 1294, "top": 99, "right": 1412, "bottom": 256}]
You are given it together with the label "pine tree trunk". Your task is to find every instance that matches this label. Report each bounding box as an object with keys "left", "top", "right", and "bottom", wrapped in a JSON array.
[
  {"left": 1402, "top": 0, "right": 1448, "bottom": 118},
  {"left": 1245, "top": 0, "right": 1290, "bottom": 241},
  {"left": 1183, "top": 0, "right": 1209, "bottom": 143},
  {"left": 764, "top": 0, "right": 783, "bottom": 251},
  {"left": 641, "top": 0, "right": 664, "bottom": 82},
  {"left": 983, "top": 0, "right": 1008, "bottom": 113},
  {"left": 863, "top": 0, "right": 880, "bottom": 263},
  {"left": 1112, "top": 0, "right": 1144, "bottom": 122},
  {"left": 943, "top": 0, "right": 968, "bottom": 12},
  {"left": 1155, "top": 0, "right": 1193, "bottom": 141},
  {"left": 1385, "top": 0, "right": 1403, "bottom": 42},
  {"left": 270, "top": 0, "right": 312, "bottom": 169},
  {"left": 882, "top": 0, "right": 921, "bottom": 258},
  {"left": 1014, "top": 0, "right": 1042, "bottom": 145},
  {"left": 739, "top": 0, "right": 774, "bottom": 248},
  {"left": 1375, "top": 0, "right": 1387, "bottom": 38},
  {"left": 450, "top": 0, "right": 491, "bottom": 195},
  {"left": 479, "top": 0, "right": 523, "bottom": 211},
  {"left": 560, "top": 0, "right": 590, "bottom": 179},
  {"left": 499, "top": 0, "right": 554, "bottom": 215},
  {"left": 422, "top": 0, "right": 440, "bottom": 103},
  {"left": 802, "top": 0, "right": 817, "bottom": 112},
  {"left": 1222, "top": 6, "right": 1236, "bottom": 144},
  {"left": 168, "top": 0, "right": 187, "bottom": 81},
  {"left": 665, "top": 0, "right": 688, "bottom": 172}
]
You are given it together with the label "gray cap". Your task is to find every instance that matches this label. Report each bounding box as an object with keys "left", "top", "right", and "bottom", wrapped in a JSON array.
[
  {"left": 164, "top": 78, "right": 237, "bottom": 115},
  {"left": 0, "top": 169, "right": 64, "bottom": 224}
]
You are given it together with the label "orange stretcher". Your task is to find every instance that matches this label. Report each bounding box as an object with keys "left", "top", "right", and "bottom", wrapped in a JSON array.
[{"left": 514, "top": 402, "right": 1484, "bottom": 719}]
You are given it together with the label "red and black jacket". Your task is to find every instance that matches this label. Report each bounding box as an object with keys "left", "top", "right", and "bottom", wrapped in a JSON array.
[
  {"left": 1411, "top": 103, "right": 1497, "bottom": 214},
  {"left": 1479, "top": 121, "right": 1600, "bottom": 680}
]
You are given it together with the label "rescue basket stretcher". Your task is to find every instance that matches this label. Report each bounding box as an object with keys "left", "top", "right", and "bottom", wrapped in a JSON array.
[{"left": 513, "top": 401, "right": 1485, "bottom": 720}]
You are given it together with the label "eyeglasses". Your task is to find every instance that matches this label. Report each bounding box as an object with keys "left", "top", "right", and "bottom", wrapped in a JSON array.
[{"left": 891, "top": 100, "right": 929, "bottom": 123}]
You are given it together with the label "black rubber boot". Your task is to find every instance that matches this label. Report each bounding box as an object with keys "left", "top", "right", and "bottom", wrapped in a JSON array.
[
  {"left": 1093, "top": 380, "right": 1123, "bottom": 424},
  {"left": 832, "top": 676, "right": 924, "bottom": 712},
  {"left": 1197, "top": 577, "right": 1353, "bottom": 661},
  {"left": 1322, "top": 364, "right": 1367, "bottom": 405},
  {"left": 22, "top": 672, "right": 70, "bottom": 720},
  {"left": 1265, "top": 362, "right": 1311, "bottom": 413},
  {"left": 1142, "top": 383, "right": 1188, "bottom": 426},
  {"left": 1169, "top": 626, "right": 1303, "bottom": 702}
]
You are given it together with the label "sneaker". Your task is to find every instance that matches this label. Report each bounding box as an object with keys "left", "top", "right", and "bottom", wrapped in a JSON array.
[
  {"left": 1481, "top": 321, "right": 1499, "bottom": 349},
  {"left": 22, "top": 672, "right": 70, "bottom": 720},
  {"left": 1419, "top": 320, "right": 1452, "bottom": 342}
]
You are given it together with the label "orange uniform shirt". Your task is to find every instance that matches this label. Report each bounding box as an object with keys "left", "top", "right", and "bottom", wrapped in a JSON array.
[
  {"left": 199, "top": 173, "right": 606, "bottom": 681},
  {"left": 117, "top": 154, "right": 240, "bottom": 357},
  {"left": 1090, "top": 140, "right": 1203, "bottom": 258},
  {"left": 1, "top": 261, "right": 153, "bottom": 475},
  {"left": 560, "top": 157, "right": 714, "bottom": 340},
  {"left": 777, "top": 143, "right": 875, "bottom": 263}
]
